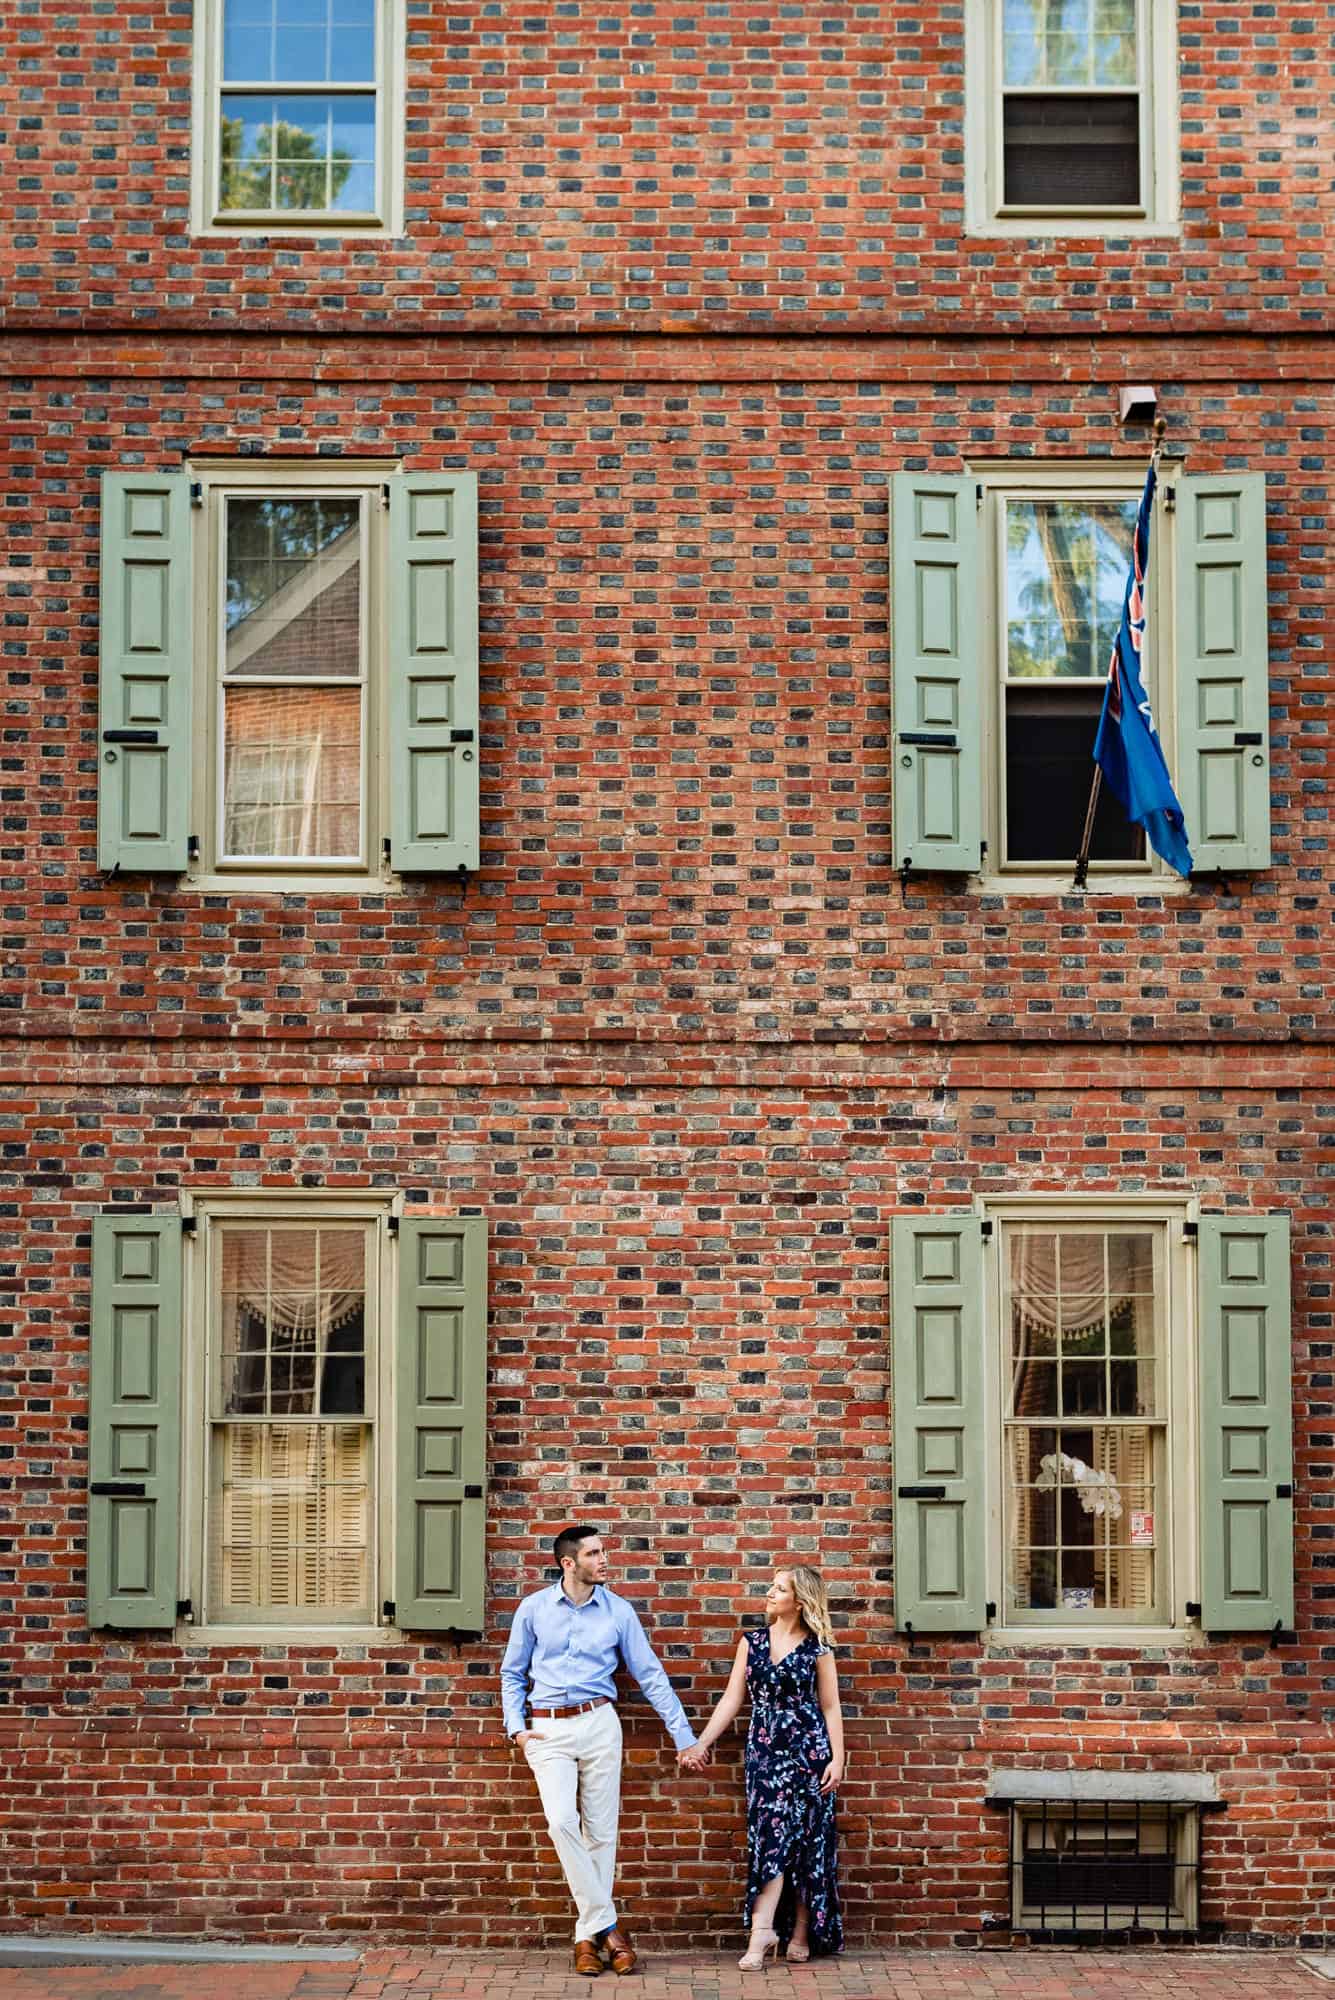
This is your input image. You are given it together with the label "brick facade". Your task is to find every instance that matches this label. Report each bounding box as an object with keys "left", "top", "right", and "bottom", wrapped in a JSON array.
[{"left": 2, "top": 0, "right": 1333, "bottom": 1954}]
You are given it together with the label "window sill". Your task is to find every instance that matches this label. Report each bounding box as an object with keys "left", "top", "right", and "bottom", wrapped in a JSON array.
[
  {"left": 989, "top": 1768, "right": 1219, "bottom": 1804},
  {"left": 179, "top": 1624, "right": 403, "bottom": 1649},
  {"left": 977, "top": 871, "right": 1188, "bottom": 898},
  {"left": 193, "top": 219, "right": 398, "bottom": 242},
  {"left": 986, "top": 1625, "right": 1200, "bottom": 1651},
  {"left": 187, "top": 870, "right": 402, "bottom": 895},
  {"left": 967, "top": 214, "right": 1180, "bottom": 241}
]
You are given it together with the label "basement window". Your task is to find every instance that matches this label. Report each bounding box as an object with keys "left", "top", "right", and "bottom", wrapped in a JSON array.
[{"left": 989, "top": 1770, "right": 1219, "bottom": 1938}]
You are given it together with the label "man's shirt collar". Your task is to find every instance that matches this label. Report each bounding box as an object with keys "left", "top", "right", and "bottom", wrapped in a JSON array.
[{"left": 553, "top": 1580, "right": 608, "bottom": 1610}]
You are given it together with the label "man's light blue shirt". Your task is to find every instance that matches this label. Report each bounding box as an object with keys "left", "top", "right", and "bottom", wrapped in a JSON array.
[{"left": 500, "top": 1582, "right": 696, "bottom": 1750}]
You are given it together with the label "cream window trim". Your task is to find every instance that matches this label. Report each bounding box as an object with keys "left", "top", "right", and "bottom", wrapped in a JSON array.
[
  {"left": 964, "top": 0, "right": 1180, "bottom": 240},
  {"left": 178, "top": 1188, "right": 401, "bottom": 1646},
  {"left": 190, "top": 0, "right": 405, "bottom": 237},
  {"left": 187, "top": 460, "right": 392, "bottom": 889},
  {"left": 969, "top": 458, "right": 1188, "bottom": 895},
  {"left": 977, "top": 1192, "right": 1199, "bottom": 1647}
]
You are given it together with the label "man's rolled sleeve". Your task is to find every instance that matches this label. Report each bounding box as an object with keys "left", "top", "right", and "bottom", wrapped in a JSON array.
[
  {"left": 500, "top": 1599, "right": 536, "bottom": 1738},
  {"left": 616, "top": 1602, "right": 696, "bottom": 1750}
]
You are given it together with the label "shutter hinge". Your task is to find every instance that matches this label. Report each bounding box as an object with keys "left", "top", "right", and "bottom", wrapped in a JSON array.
[
  {"left": 387, "top": 1213, "right": 400, "bottom": 1236},
  {"left": 1271, "top": 1619, "right": 1296, "bottom": 1648},
  {"left": 976, "top": 483, "right": 983, "bottom": 506},
  {"left": 985, "top": 1601, "right": 997, "bottom": 1622},
  {"left": 980, "top": 1217, "right": 994, "bottom": 1240},
  {"left": 1183, "top": 1219, "right": 1198, "bottom": 1240},
  {"left": 381, "top": 482, "right": 391, "bottom": 509},
  {"left": 382, "top": 1600, "right": 396, "bottom": 1623},
  {"left": 1185, "top": 1601, "right": 1202, "bottom": 1620},
  {"left": 382, "top": 836, "right": 392, "bottom": 868},
  {"left": 1276, "top": 1482, "right": 1294, "bottom": 1498},
  {"left": 181, "top": 1214, "right": 197, "bottom": 1235},
  {"left": 1163, "top": 484, "right": 1176, "bottom": 513},
  {"left": 187, "top": 833, "right": 200, "bottom": 862},
  {"left": 189, "top": 481, "right": 203, "bottom": 508},
  {"left": 176, "top": 1598, "right": 193, "bottom": 1621},
  {"left": 465, "top": 1484, "right": 484, "bottom": 1500},
  {"left": 899, "top": 856, "right": 912, "bottom": 903}
]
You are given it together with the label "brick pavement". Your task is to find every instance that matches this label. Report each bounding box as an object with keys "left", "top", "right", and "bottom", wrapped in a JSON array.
[{"left": 0, "top": 1952, "right": 1328, "bottom": 2000}]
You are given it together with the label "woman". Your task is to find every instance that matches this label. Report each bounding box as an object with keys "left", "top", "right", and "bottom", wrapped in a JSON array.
[{"left": 682, "top": 1564, "right": 844, "bottom": 1967}]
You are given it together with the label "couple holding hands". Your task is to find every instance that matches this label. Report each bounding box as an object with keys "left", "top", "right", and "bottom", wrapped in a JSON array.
[{"left": 501, "top": 1525, "right": 844, "bottom": 1973}]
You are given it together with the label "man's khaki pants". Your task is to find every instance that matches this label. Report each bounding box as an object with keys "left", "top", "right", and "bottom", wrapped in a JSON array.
[{"left": 523, "top": 1702, "right": 623, "bottom": 1943}]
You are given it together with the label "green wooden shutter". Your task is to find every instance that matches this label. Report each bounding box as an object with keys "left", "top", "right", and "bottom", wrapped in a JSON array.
[
  {"left": 1198, "top": 1214, "right": 1294, "bottom": 1631},
  {"left": 1174, "top": 472, "right": 1271, "bottom": 873},
  {"left": 890, "top": 474, "right": 983, "bottom": 874},
  {"left": 395, "top": 1216, "right": 487, "bottom": 1630},
  {"left": 98, "top": 472, "right": 193, "bottom": 873},
  {"left": 387, "top": 472, "right": 480, "bottom": 873},
  {"left": 87, "top": 1214, "right": 183, "bottom": 1629},
  {"left": 891, "top": 1213, "right": 987, "bottom": 1632}
]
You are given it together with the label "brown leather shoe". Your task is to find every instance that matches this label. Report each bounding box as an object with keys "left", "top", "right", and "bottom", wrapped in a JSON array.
[
  {"left": 573, "top": 1940, "right": 604, "bottom": 1976},
  {"left": 600, "top": 1927, "right": 637, "bottom": 1975}
]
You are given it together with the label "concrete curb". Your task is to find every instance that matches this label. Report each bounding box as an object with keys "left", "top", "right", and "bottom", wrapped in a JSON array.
[{"left": 0, "top": 1939, "right": 361, "bottom": 1966}]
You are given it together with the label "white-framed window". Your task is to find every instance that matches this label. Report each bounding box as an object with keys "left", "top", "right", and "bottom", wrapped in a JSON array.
[
  {"left": 979, "top": 462, "right": 1166, "bottom": 882},
  {"left": 965, "top": 0, "right": 1179, "bottom": 237},
  {"left": 990, "top": 1202, "right": 1188, "bottom": 1629},
  {"left": 196, "top": 463, "right": 384, "bottom": 884},
  {"left": 98, "top": 463, "right": 480, "bottom": 885},
  {"left": 890, "top": 465, "right": 1272, "bottom": 888},
  {"left": 890, "top": 1201, "right": 1293, "bottom": 1645},
  {"left": 184, "top": 1191, "right": 395, "bottom": 1634},
  {"left": 192, "top": 0, "right": 404, "bottom": 236},
  {"left": 88, "top": 1203, "right": 488, "bottom": 1642}
]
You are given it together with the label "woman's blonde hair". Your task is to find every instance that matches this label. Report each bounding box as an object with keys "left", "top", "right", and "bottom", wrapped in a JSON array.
[{"left": 779, "top": 1563, "right": 836, "bottom": 1648}]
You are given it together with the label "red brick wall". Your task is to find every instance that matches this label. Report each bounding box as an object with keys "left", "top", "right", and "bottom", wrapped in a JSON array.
[
  {"left": 3, "top": 0, "right": 1335, "bottom": 1956},
  {"left": 2, "top": 3, "right": 1331, "bottom": 333},
  {"left": 2, "top": 1044, "right": 1334, "bottom": 1944}
]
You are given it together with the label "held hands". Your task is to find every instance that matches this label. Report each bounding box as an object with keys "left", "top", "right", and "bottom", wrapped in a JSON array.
[
  {"left": 819, "top": 1756, "right": 844, "bottom": 1796},
  {"left": 677, "top": 1742, "right": 713, "bottom": 1773}
]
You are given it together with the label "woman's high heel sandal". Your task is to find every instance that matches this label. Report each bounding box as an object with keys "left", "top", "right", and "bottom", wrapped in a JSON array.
[
  {"left": 785, "top": 1939, "right": 811, "bottom": 1964},
  {"left": 738, "top": 1926, "right": 780, "bottom": 1970}
]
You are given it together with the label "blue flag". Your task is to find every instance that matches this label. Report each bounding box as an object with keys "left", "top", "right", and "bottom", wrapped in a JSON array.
[{"left": 1091, "top": 463, "right": 1193, "bottom": 877}]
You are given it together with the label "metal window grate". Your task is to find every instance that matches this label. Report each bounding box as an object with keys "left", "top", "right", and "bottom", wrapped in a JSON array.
[{"left": 1010, "top": 1799, "right": 1200, "bottom": 1939}]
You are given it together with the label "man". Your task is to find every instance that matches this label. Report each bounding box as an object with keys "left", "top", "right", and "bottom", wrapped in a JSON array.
[{"left": 501, "top": 1525, "right": 700, "bottom": 1975}]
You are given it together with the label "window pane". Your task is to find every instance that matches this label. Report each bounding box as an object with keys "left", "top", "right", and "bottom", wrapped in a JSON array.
[
  {"left": 1004, "top": 682, "right": 1144, "bottom": 863},
  {"left": 209, "top": 1421, "right": 371, "bottom": 1618},
  {"left": 1006, "top": 499, "right": 1136, "bottom": 680},
  {"left": 328, "top": 98, "right": 377, "bottom": 210},
  {"left": 223, "top": 15, "right": 272, "bottom": 82},
  {"left": 226, "top": 496, "right": 362, "bottom": 676},
  {"left": 1002, "top": 93, "right": 1141, "bottom": 207},
  {"left": 222, "top": 684, "right": 362, "bottom": 859},
  {"left": 222, "top": 0, "right": 376, "bottom": 83},
  {"left": 1002, "top": 0, "right": 1136, "bottom": 87},
  {"left": 1007, "top": 1421, "right": 1160, "bottom": 1615},
  {"left": 274, "top": 24, "right": 327, "bottom": 78},
  {"left": 271, "top": 96, "right": 332, "bottom": 210},
  {"left": 217, "top": 1227, "right": 367, "bottom": 1413},
  {"left": 218, "top": 95, "right": 276, "bottom": 211}
]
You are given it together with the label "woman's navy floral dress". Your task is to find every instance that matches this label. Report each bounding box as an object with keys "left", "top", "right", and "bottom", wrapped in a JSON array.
[{"left": 743, "top": 1627, "right": 843, "bottom": 1955}]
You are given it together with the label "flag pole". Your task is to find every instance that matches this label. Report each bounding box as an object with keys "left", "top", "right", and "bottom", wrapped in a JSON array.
[{"left": 1072, "top": 416, "right": 1166, "bottom": 890}]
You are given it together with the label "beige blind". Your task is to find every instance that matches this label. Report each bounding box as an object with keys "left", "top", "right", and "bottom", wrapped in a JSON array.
[{"left": 209, "top": 1420, "right": 370, "bottom": 1617}]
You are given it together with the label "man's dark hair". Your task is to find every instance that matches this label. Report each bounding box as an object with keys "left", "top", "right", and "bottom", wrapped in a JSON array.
[{"left": 554, "top": 1524, "right": 600, "bottom": 1568}]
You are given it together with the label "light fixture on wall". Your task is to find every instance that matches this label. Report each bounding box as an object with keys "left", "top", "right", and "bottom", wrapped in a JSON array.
[{"left": 1118, "top": 383, "right": 1158, "bottom": 424}]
